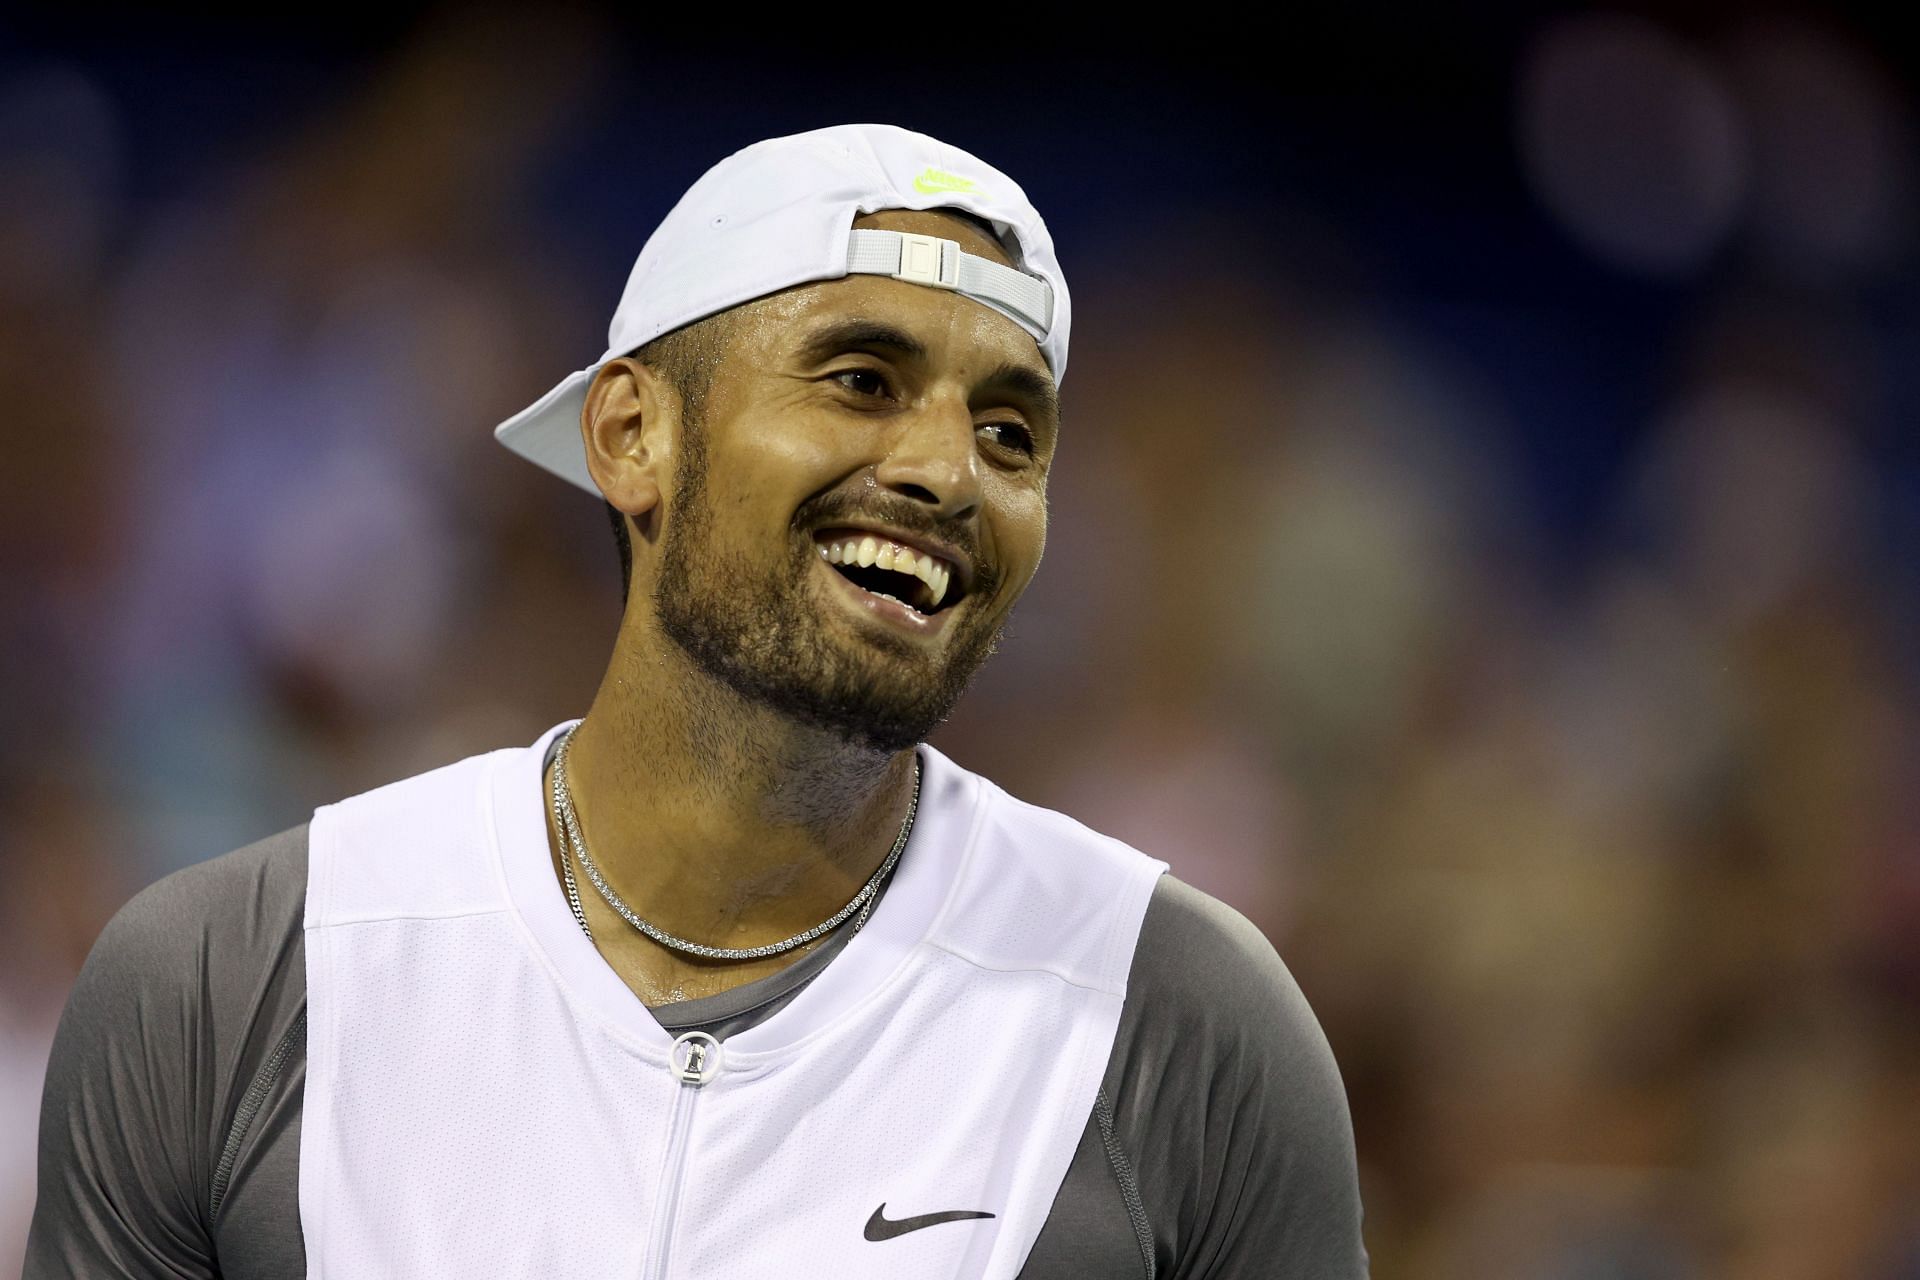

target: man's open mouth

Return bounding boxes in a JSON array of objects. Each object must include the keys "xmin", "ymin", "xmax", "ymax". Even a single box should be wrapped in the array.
[{"xmin": 813, "ymin": 530, "xmax": 963, "ymax": 617}]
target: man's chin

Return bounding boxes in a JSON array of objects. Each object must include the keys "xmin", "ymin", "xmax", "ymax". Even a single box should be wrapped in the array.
[
  {"xmin": 664, "ymin": 623, "xmax": 945, "ymax": 754},
  {"xmin": 764, "ymin": 666, "xmax": 962, "ymax": 754},
  {"xmin": 657, "ymin": 566, "xmax": 998, "ymax": 754},
  {"xmin": 806, "ymin": 616, "xmax": 1006, "ymax": 751}
]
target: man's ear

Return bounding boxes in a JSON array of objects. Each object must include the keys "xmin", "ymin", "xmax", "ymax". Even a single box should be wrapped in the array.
[{"xmin": 581, "ymin": 357, "xmax": 676, "ymax": 533}]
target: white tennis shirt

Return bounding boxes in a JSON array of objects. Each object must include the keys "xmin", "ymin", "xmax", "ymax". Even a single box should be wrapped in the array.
[{"xmin": 300, "ymin": 722, "xmax": 1167, "ymax": 1278}]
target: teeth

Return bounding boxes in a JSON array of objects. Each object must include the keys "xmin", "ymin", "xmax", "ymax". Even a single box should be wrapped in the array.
[{"xmin": 816, "ymin": 532, "xmax": 959, "ymax": 611}]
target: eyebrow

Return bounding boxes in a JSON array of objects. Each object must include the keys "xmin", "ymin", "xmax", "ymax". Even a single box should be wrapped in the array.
[
  {"xmin": 795, "ymin": 319, "xmax": 928, "ymax": 368},
  {"xmin": 795, "ymin": 317, "xmax": 1061, "ymax": 433}
]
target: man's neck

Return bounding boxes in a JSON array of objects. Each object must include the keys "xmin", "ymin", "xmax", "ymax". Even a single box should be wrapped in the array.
[{"xmin": 556, "ymin": 625, "xmax": 918, "ymax": 962}]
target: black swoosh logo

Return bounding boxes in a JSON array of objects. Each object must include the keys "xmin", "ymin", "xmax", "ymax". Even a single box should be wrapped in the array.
[{"xmin": 864, "ymin": 1202, "xmax": 997, "ymax": 1241}]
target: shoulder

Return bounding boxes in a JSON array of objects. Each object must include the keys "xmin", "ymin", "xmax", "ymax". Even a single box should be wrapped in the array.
[
  {"xmin": 973, "ymin": 771, "xmax": 1165, "ymax": 881},
  {"xmin": 1128, "ymin": 875, "xmax": 1323, "ymax": 1048},
  {"xmin": 928, "ymin": 766, "xmax": 1165, "ymax": 992},
  {"xmin": 1104, "ymin": 876, "xmax": 1369, "ymax": 1274},
  {"xmin": 27, "ymin": 828, "xmax": 310, "ymax": 1276},
  {"xmin": 1117, "ymin": 874, "xmax": 1349, "ymax": 1113},
  {"xmin": 308, "ymin": 745, "xmax": 518, "ymax": 924},
  {"xmin": 61, "ymin": 824, "xmax": 309, "ymax": 1121},
  {"xmin": 103, "ymin": 823, "xmax": 308, "ymax": 939},
  {"xmin": 83, "ymin": 825, "xmax": 308, "ymax": 1001},
  {"xmin": 60, "ymin": 826, "xmax": 309, "ymax": 1093}
]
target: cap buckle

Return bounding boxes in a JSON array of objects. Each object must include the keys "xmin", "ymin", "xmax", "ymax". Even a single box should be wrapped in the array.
[{"xmin": 893, "ymin": 232, "xmax": 961, "ymax": 290}]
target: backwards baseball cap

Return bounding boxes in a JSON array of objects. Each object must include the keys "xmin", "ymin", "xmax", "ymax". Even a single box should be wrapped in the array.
[{"xmin": 494, "ymin": 122, "xmax": 1071, "ymax": 495}]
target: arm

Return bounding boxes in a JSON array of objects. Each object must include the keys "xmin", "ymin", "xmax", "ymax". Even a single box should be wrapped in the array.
[
  {"xmin": 1111, "ymin": 876, "xmax": 1369, "ymax": 1278},
  {"xmin": 24, "ymin": 874, "xmax": 220, "ymax": 1277},
  {"xmin": 24, "ymin": 828, "xmax": 309, "ymax": 1279}
]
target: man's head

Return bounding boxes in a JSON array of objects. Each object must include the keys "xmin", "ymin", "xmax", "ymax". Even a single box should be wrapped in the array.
[
  {"xmin": 582, "ymin": 207, "xmax": 1058, "ymax": 753},
  {"xmin": 493, "ymin": 125, "xmax": 1070, "ymax": 753},
  {"xmin": 602, "ymin": 205, "xmax": 1016, "ymax": 595}
]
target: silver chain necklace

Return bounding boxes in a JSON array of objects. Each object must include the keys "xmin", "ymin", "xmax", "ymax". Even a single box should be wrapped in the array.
[{"xmin": 548, "ymin": 724, "xmax": 920, "ymax": 959}]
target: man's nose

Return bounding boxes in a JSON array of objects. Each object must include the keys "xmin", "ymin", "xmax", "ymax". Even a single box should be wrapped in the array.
[{"xmin": 873, "ymin": 395, "xmax": 983, "ymax": 520}]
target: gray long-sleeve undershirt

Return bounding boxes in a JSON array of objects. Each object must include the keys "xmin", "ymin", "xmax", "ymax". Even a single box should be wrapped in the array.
[{"xmin": 26, "ymin": 825, "xmax": 1368, "ymax": 1278}]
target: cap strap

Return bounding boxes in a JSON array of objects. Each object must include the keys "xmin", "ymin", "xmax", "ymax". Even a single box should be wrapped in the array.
[{"xmin": 846, "ymin": 228, "xmax": 1054, "ymax": 344}]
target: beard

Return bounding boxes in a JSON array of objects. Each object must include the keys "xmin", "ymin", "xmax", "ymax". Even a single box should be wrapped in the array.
[{"xmin": 654, "ymin": 428, "xmax": 1008, "ymax": 754}]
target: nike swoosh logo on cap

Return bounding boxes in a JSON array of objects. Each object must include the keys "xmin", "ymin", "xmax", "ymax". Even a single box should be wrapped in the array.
[
  {"xmin": 863, "ymin": 1203, "xmax": 997, "ymax": 1241},
  {"xmin": 912, "ymin": 167, "xmax": 978, "ymax": 196}
]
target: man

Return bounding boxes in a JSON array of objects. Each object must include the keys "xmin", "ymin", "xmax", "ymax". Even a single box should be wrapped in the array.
[{"xmin": 27, "ymin": 124, "xmax": 1368, "ymax": 1277}]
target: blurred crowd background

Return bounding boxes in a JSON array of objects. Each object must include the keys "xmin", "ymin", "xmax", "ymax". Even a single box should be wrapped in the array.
[{"xmin": 3, "ymin": 9, "xmax": 1917, "ymax": 1277}]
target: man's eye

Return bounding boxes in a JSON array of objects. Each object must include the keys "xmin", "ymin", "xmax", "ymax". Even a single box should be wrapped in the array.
[
  {"xmin": 831, "ymin": 369, "xmax": 890, "ymax": 398},
  {"xmin": 979, "ymin": 421, "xmax": 1037, "ymax": 456}
]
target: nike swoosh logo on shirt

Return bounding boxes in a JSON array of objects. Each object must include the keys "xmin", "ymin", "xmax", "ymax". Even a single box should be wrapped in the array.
[{"xmin": 863, "ymin": 1203, "xmax": 997, "ymax": 1241}]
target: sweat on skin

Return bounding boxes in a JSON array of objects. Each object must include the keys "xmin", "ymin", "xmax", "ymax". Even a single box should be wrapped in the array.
[
  {"xmin": 26, "ymin": 174, "xmax": 1370, "ymax": 1279},
  {"xmin": 555, "ymin": 207, "xmax": 1059, "ymax": 1008}
]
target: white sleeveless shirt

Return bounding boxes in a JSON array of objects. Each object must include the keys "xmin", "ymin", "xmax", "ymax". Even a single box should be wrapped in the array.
[{"xmin": 301, "ymin": 724, "xmax": 1167, "ymax": 1278}]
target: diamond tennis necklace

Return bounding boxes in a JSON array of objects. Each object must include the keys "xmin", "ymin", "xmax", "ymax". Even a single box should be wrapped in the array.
[{"xmin": 548, "ymin": 724, "xmax": 919, "ymax": 959}]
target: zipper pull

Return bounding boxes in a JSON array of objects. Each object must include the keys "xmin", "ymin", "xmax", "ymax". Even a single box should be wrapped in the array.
[{"xmin": 670, "ymin": 1030, "xmax": 723, "ymax": 1086}]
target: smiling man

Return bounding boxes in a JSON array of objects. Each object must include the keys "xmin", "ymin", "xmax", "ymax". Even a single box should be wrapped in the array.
[{"xmin": 27, "ymin": 125, "xmax": 1369, "ymax": 1278}]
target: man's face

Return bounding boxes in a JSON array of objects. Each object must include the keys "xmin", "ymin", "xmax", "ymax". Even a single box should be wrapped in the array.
[{"xmin": 653, "ymin": 209, "xmax": 1059, "ymax": 753}]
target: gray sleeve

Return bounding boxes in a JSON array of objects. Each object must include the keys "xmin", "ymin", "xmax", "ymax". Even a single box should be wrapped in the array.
[
  {"xmin": 1110, "ymin": 875, "xmax": 1369, "ymax": 1278},
  {"xmin": 24, "ymin": 828, "xmax": 309, "ymax": 1279}
]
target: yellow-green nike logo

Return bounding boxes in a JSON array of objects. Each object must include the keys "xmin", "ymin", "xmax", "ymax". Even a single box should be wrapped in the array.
[{"xmin": 912, "ymin": 167, "xmax": 978, "ymax": 196}]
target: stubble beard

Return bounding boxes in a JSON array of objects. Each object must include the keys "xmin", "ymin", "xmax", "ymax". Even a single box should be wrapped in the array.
[{"xmin": 653, "ymin": 428, "xmax": 1006, "ymax": 754}]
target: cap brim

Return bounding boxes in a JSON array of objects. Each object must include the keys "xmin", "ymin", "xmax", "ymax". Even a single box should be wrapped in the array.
[{"xmin": 493, "ymin": 366, "xmax": 600, "ymax": 496}]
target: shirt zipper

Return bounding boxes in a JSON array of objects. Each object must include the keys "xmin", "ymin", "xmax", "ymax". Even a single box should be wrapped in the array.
[{"xmin": 643, "ymin": 1031, "xmax": 722, "ymax": 1279}]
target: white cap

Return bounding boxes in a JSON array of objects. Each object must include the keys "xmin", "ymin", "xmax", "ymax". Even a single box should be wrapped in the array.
[{"xmin": 493, "ymin": 123, "xmax": 1071, "ymax": 495}]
